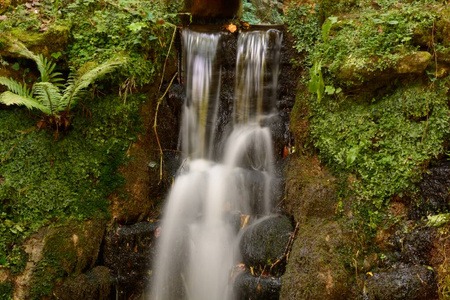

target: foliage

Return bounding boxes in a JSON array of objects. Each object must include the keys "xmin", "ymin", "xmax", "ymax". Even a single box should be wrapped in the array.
[
  {"xmin": 0, "ymin": 39, "xmax": 125, "ymax": 130},
  {"xmin": 283, "ymin": 4, "xmax": 320, "ymax": 65},
  {"xmin": 63, "ymin": 0, "xmax": 182, "ymax": 86},
  {"xmin": 310, "ymin": 81, "xmax": 450, "ymax": 210},
  {"xmin": 0, "ymin": 0, "xmax": 183, "ymax": 86},
  {"xmin": 313, "ymin": 1, "xmax": 438, "ymax": 82},
  {"xmin": 286, "ymin": 0, "xmax": 449, "ymax": 232},
  {"xmin": 0, "ymin": 93, "xmax": 145, "ymax": 272},
  {"xmin": 242, "ymin": 0, "xmax": 261, "ymax": 24}
]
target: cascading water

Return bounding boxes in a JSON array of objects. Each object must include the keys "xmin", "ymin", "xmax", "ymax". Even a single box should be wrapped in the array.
[{"xmin": 150, "ymin": 28, "xmax": 283, "ymax": 300}]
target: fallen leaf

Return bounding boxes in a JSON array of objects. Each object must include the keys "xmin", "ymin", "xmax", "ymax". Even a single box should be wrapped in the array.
[
  {"xmin": 225, "ymin": 23, "xmax": 237, "ymax": 33},
  {"xmin": 0, "ymin": 16, "xmax": 7, "ymax": 21}
]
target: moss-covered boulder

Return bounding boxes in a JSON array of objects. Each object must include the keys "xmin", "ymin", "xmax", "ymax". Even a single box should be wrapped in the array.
[
  {"xmin": 337, "ymin": 51, "xmax": 432, "ymax": 86},
  {"xmin": 280, "ymin": 222, "xmax": 353, "ymax": 299},
  {"xmin": 53, "ymin": 266, "xmax": 111, "ymax": 300},
  {"xmin": 0, "ymin": 25, "xmax": 69, "ymax": 58},
  {"xmin": 28, "ymin": 219, "xmax": 105, "ymax": 299}
]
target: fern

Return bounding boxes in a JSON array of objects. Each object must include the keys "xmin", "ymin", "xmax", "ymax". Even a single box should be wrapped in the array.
[
  {"xmin": 0, "ymin": 77, "xmax": 33, "ymax": 98},
  {"xmin": 33, "ymin": 82, "xmax": 63, "ymax": 115},
  {"xmin": 0, "ymin": 91, "xmax": 50, "ymax": 113},
  {"xmin": 62, "ymin": 59, "xmax": 125, "ymax": 110},
  {"xmin": 3, "ymin": 36, "xmax": 64, "ymax": 86}
]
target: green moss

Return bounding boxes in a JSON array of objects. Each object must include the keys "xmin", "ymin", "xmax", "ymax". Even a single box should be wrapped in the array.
[
  {"xmin": 311, "ymin": 81, "xmax": 449, "ymax": 206},
  {"xmin": 0, "ymin": 93, "xmax": 145, "ymax": 272},
  {"xmin": 29, "ymin": 219, "xmax": 105, "ymax": 299},
  {"xmin": 0, "ymin": 281, "xmax": 13, "ymax": 300}
]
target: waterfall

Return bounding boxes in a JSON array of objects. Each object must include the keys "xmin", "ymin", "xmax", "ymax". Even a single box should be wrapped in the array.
[{"xmin": 150, "ymin": 28, "xmax": 282, "ymax": 300}]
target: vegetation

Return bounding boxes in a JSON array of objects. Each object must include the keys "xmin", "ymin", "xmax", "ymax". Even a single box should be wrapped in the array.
[
  {"xmin": 0, "ymin": 39, "xmax": 125, "ymax": 133},
  {"xmin": 285, "ymin": 0, "xmax": 450, "ymax": 230},
  {"xmin": 0, "ymin": 1, "xmax": 183, "ymax": 292}
]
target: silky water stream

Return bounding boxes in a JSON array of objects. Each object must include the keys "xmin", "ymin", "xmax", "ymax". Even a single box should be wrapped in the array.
[{"xmin": 150, "ymin": 28, "xmax": 283, "ymax": 300}]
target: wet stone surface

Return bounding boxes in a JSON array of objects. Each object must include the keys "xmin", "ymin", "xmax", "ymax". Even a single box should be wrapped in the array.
[
  {"xmin": 101, "ymin": 221, "xmax": 160, "ymax": 298},
  {"xmin": 410, "ymin": 160, "xmax": 450, "ymax": 219},
  {"xmin": 234, "ymin": 269, "xmax": 282, "ymax": 300},
  {"xmin": 239, "ymin": 215, "xmax": 293, "ymax": 277},
  {"xmin": 364, "ymin": 264, "xmax": 438, "ymax": 300}
]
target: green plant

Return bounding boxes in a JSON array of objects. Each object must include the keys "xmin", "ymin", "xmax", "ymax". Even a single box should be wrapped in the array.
[{"xmin": 0, "ymin": 39, "xmax": 125, "ymax": 132}]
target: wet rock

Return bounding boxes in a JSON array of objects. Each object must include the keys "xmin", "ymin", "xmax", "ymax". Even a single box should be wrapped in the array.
[
  {"xmin": 410, "ymin": 160, "xmax": 450, "ymax": 219},
  {"xmin": 239, "ymin": 215, "xmax": 293, "ymax": 276},
  {"xmin": 102, "ymin": 221, "xmax": 160, "ymax": 297},
  {"xmin": 397, "ymin": 228, "xmax": 434, "ymax": 265},
  {"xmin": 53, "ymin": 266, "xmax": 111, "ymax": 300},
  {"xmin": 365, "ymin": 264, "xmax": 437, "ymax": 300},
  {"xmin": 234, "ymin": 269, "xmax": 281, "ymax": 300}
]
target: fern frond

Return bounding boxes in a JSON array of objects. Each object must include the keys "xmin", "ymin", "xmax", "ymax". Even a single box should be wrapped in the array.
[
  {"xmin": 3, "ymin": 36, "xmax": 64, "ymax": 85},
  {"xmin": 62, "ymin": 58, "xmax": 126, "ymax": 109},
  {"xmin": 0, "ymin": 77, "xmax": 33, "ymax": 98},
  {"xmin": 33, "ymin": 82, "xmax": 63, "ymax": 115},
  {"xmin": 0, "ymin": 91, "xmax": 50, "ymax": 114},
  {"xmin": 36, "ymin": 54, "xmax": 64, "ymax": 86}
]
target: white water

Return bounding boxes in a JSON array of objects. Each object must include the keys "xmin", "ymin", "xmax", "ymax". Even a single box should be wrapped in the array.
[{"xmin": 150, "ymin": 28, "xmax": 282, "ymax": 300}]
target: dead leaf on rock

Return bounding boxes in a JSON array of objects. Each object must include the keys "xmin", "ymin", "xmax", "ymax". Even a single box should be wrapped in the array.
[{"xmin": 224, "ymin": 23, "xmax": 237, "ymax": 33}]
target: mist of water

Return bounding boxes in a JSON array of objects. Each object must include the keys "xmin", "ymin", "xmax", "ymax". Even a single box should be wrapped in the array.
[{"xmin": 150, "ymin": 28, "xmax": 282, "ymax": 300}]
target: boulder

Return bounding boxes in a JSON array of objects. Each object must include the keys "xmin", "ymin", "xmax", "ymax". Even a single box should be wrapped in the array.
[
  {"xmin": 234, "ymin": 269, "xmax": 281, "ymax": 300},
  {"xmin": 239, "ymin": 215, "xmax": 293, "ymax": 276},
  {"xmin": 53, "ymin": 266, "xmax": 111, "ymax": 300}
]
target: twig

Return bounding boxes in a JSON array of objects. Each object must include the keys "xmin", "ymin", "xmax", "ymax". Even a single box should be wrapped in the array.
[
  {"xmin": 269, "ymin": 222, "xmax": 300, "ymax": 273},
  {"xmin": 158, "ymin": 25, "xmax": 178, "ymax": 94},
  {"xmin": 154, "ymin": 72, "xmax": 178, "ymax": 183}
]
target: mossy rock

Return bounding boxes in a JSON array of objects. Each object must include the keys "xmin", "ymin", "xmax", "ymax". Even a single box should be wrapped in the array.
[
  {"xmin": 280, "ymin": 221, "xmax": 353, "ymax": 300},
  {"xmin": 284, "ymin": 154, "xmax": 339, "ymax": 222},
  {"xmin": 0, "ymin": 25, "xmax": 69, "ymax": 58},
  {"xmin": 29, "ymin": 218, "xmax": 106, "ymax": 299},
  {"xmin": 53, "ymin": 266, "xmax": 111, "ymax": 300},
  {"xmin": 336, "ymin": 51, "xmax": 432, "ymax": 87}
]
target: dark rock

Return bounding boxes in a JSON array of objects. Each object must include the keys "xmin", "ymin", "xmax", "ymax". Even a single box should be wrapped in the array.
[
  {"xmin": 234, "ymin": 269, "xmax": 281, "ymax": 300},
  {"xmin": 365, "ymin": 264, "xmax": 438, "ymax": 300},
  {"xmin": 398, "ymin": 228, "xmax": 434, "ymax": 265},
  {"xmin": 239, "ymin": 215, "xmax": 293, "ymax": 276},
  {"xmin": 102, "ymin": 221, "xmax": 160, "ymax": 298},
  {"xmin": 409, "ymin": 160, "xmax": 450, "ymax": 219},
  {"xmin": 53, "ymin": 266, "xmax": 111, "ymax": 300}
]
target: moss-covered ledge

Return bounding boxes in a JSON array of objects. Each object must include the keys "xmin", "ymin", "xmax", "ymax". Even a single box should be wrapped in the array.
[{"xmin": 0, "ymin": 25, "xmax": 69, "ymax": 58}]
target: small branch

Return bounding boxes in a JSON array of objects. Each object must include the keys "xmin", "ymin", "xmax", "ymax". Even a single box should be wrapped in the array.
[
  {"xmin": 158, "ymin": 25, "xmax": 178, "ymax": 94},
  {"xmin": 269, "ymin": 222, "xmax": 300, "ymax": 273},
  {"xmin": 154, "ymin": 72, "xmax": 178, "ymax": 183}
]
